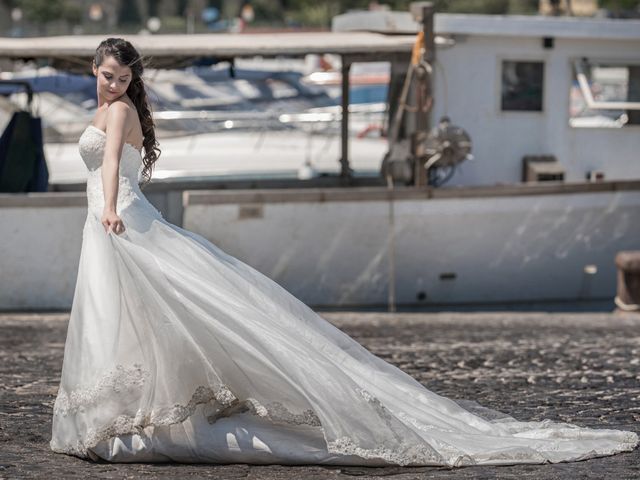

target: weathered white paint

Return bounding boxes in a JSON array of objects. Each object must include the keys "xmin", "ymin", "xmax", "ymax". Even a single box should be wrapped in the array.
[
  {"xmin": 334, "ymin": 12, "xmax": 640, "ymax": 40},
  {"xmin": 4, "ymin": 14, "xmax": 640, "ymax": 310},
  {"xmin": 334, "ymin": 11, "xmax": 640, "ymax": 187},
  {"xmin": 2, "ymin": 185, "xmax": 639, "ymax": 310},
  {"xmin": 431, "ymin": 34, "xmax": 640, "ymax": 187},
  {"xmin": 183, "ymin": 188, "xmax": 640, "ymax": 308},
  {"xmin": 436, "ymin": 13, "xmax": 640, "ymax": 40},
  {"xmin": 0, "ymin": 201, "xmax": 85, "ymax": 310}
]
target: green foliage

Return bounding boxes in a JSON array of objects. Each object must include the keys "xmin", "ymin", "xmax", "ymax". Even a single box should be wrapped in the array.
[
  {"xmin": 251, "ymin": 0, "xmax": 284, "ymax": 23},
  {"xmin": 63, "ymin": 3, "xmax": 82, "ymax": 24},
  {"xmin": 506, "ymin": 0, "xmax": 540, "ymax": 14},
  {"xmin": 286, "ymin": 2, "xmax": 342, "ymax": 27},
  {"xmin": 428, "ymin": 0, "xmax": 538, "ymax": 14},
  {"xmin": 444, "ymin": 0, "xmax": 510, "ymax": 14},
  {"xmin": 117, "ymin": 0, "xmax": 142, "ymax": 26},
  {"xmin": 161, "ymin": 15, "xmax": 187, "ymax": 32},
  {"xmin": 281, "ymin": 0, "xmax": 540, "ymax": 24},
  {"xmin": 15, "ymin": 0, "xmax": 67, "ymax": 24},
  {"xmin": 13, "ymin": 0, "xmax": 638, "ymax": 36},
  {"xmin": 147, "ymin": 0, "xmax": 160, "ymax": 17},
  {"xmin": 598, "ymin": 0, "xmax": 640, "ymax": 9}
]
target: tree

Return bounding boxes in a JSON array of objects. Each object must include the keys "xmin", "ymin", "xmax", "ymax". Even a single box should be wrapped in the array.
[
  {"xmin": 598, "ymin": 0, "xmax": 640, "ymax": 15},
  {"xmin": 117, "ymin": 0, "xmax": 142, "ymax": 26},
  {"xmin": 15, "ymin": 0, "xmax": 66, "ymax": 25},
  {"xmin": 147, "ymin": 0, "xmax": 160, "ymax": 17},
  {"xmin": 598, "ymin": 0, "xmax": 640, "ymax": 8}
]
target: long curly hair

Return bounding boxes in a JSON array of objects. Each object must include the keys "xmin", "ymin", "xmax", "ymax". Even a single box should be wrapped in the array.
[{"xmin": 94, "ymin": 37, "xmax": 160, "ymax": 187}]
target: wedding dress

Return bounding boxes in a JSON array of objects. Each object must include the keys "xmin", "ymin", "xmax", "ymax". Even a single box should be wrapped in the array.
[{"xmin": 50, "ymin": 124, "xmax": 639, "ymax": 466}]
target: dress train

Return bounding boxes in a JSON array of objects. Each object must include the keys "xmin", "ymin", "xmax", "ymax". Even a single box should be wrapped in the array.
[{"xmin": 50, "ymin": 125, "xmax": 639, "ymax": 466}]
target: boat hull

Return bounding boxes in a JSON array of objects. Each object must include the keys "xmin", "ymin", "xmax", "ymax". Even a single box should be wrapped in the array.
[{"xmin": 183, "ymin": 182, "xmax": 640, "ymax": 309}]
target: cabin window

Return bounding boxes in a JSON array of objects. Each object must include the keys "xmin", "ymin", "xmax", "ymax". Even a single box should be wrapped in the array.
[
  {"xmin": 570, "ymin": 59, "xmax": 640, "ymax": 128},
  {"xmin": 500, "ymin": 60, "xmax": 544, "ymax": 112}
]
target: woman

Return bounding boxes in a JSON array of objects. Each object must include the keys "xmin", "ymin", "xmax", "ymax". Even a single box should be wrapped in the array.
[{"xmin": 50, "ymin": 37, "xmax": 638, "ymax": 466}]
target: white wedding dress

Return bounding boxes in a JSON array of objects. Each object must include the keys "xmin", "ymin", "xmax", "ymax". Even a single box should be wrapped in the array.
[{"xmin": 50, "ymin": 124, "xmax": 639, "ymax": 466}]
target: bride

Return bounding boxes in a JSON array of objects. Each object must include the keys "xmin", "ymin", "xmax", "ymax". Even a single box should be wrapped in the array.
[{"xmin": 50, "ymin": 37, "xmax": 638, "ymax": 467}]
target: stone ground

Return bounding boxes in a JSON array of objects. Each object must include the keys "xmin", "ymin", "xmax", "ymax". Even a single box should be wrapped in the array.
[{"xmin": 0, "ymin": 311, "xmax": 639, "ymax": 480}]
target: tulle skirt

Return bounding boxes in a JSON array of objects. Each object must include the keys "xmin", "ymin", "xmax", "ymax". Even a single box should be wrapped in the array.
[{"xmin": 50, "ymin": 195, "xmax": 639, "ymax": 466}]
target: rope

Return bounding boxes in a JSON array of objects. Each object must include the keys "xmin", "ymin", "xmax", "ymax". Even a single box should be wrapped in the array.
[
  {"xmin": 411, "ymin": 31, "xmax": 425, "ymax": 66},
  {"xmin": 614, "ymin": 296, "xmax": 640, "ymax": 312}
]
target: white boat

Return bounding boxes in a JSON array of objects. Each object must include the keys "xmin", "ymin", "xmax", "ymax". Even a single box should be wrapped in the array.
[{"xmin": 0, "ymin": 9, "xmax": 639, "ymax": 310}]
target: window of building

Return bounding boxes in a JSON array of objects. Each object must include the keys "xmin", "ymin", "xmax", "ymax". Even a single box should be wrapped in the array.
[
  {"xmin": 501, "ymin": 60, "xmax": 544, "ymax": 112},
  {"xmin": 570, "ymin": 59, "xmax": 640, "ymax": 128}
]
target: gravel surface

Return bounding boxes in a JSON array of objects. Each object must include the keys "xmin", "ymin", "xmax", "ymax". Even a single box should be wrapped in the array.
[{"xmin": 1, "ymin": 311, "xmax": 638, "ymax": 479}]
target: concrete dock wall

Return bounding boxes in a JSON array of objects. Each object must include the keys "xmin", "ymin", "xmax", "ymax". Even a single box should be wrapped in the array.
[
  {"xmin": 182, "ymin": 185, "xmax": 640, "ymax": 308},
  {"xmin": 0, "ymin": 193, "xmax": 86, "ymax": 310},
  {"xmin": 2, "ymin": 182, "xmax": 639, "ymax": 311}
]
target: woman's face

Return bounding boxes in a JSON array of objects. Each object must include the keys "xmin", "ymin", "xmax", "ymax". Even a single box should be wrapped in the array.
[{"xmin": 92, "ymin": 55, "xmax": 132, "ymax": 102}]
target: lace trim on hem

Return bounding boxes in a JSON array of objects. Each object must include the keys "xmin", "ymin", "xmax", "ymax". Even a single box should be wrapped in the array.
[
  {"xmin": 54, "ymin": 364, "xmax": 149, "ymax": 417},
  {"xmin": 52, "ymin": 364, "xmax": 322, "ymax": 458},
  {"xmin": 325, "ymin": 436, "xmax": 449, "ymax": 466},
  {"xmin": 50, "ymin": 365, "xmax": 640, "ymax": 465}
]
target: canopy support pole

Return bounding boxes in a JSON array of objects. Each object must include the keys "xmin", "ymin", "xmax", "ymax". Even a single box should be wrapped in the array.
[{"xmin": 340, "ymin": 58, "xmax": 352, "ymax": 179}]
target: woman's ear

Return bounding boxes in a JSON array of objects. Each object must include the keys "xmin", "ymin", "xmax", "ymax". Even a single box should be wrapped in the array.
[{"xmin": 92, "ymin": 60, "xmax": 97, "ymax": 77}]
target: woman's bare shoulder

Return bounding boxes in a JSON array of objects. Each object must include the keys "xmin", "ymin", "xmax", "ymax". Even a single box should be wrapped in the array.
[
  {"xmin": 106, "ymin": 99, "xmax": 133, "ymax": 116},
  {"xmin": 91, "ymin": 101, "xmax": 131, "ymax": 128},
  {"xmin": 111, "ymin": 97, "xmax": 140, "ymax": 124},
  {"xmin": 104, "ymin": 97, "xmax": 143, "ymax": 145}
]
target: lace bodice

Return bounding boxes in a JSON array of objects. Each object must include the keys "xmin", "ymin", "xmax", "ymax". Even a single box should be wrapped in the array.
[{"xmin": 79, "ymin": 125, "xmax": 145, "ymax": 216}]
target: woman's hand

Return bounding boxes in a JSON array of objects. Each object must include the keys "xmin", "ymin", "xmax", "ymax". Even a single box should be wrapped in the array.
[{"xmin": 101, "ymin": 209, "xmax": 126, "ymax": 235}]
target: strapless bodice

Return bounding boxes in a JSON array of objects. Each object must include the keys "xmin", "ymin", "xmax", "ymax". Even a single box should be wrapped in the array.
[
  {"xmin": 79, "ymin": 125, "xmax": 148, "ymax": 217},
  {"xmin": 79, "ymin": 125, "xmax": 143, "ymax": 180}
]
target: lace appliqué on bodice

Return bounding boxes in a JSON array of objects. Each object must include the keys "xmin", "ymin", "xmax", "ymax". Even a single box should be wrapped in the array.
[{"xmin": 79, "ymin": 125, "xmax": 145, "ymax": 216}]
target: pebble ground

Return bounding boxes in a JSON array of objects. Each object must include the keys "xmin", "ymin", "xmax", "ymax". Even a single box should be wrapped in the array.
[{"xmin": 1, "ymin": 311, "xmax": 638, "ymax": 479}]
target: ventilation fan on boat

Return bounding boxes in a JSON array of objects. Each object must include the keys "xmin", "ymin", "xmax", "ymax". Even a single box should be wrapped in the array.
[{"xmin": 421, "ymin": 116, "xmax": 473, "ymax": 186}]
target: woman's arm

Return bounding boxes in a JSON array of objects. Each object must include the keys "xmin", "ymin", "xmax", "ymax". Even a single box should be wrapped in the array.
[{"xmin": 101, "ymin": 102, "xmax": 130, "ymax": 234}]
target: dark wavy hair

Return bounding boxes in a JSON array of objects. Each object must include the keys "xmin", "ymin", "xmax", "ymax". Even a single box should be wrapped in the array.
[{"xmin": 94, "ymin": 37, "xmax": 160, "ymax": 187}]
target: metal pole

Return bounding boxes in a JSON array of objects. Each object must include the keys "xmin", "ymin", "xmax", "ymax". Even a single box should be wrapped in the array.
[
  {"xmin": 386, "ymin": 173, "xmax": 396, "ymax": 312},
  {"xmin": 410, "ymin": 2, "xmax": 435, "ymax": 187},
  {"xmin": 340, "ymin": 59, "xmax": 351, "ymax": 178}
]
